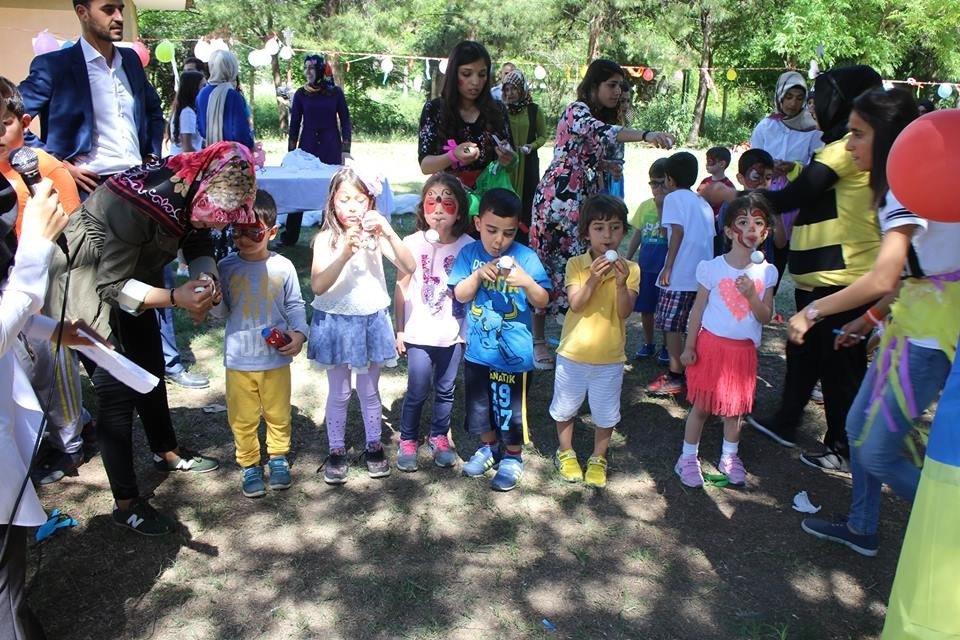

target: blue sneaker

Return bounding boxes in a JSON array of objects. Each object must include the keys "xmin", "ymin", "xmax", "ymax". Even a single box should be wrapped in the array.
[
  {"xmin": 634, "ymin": 343, "xmax": 655, "ymax": 359},
  {"xmin": 268, "ymin": 456, "xmax": 292, "ymax": 490},
  {"xmin": 800, "ymin": 518, "xmax": 878, "ymax": 557},
  {"xmin": 656, "ymin": 346, "xmax": 670, "ymax": 364},
  {"xmin": 241, "ymin": 465, "xmax": 266, "ymax": 498},
  {"xmin": 462, "ymin": 444, "xmax": 499, "ymax": 477},
  {"xmin": 490, "ymin": 456, "xmax": 523, "ymax": 491}
]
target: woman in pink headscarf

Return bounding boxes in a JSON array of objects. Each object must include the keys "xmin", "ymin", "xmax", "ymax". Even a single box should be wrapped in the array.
[{"xmin": 50, "ymin": 141, "xmax": 257, "ymax": 536}]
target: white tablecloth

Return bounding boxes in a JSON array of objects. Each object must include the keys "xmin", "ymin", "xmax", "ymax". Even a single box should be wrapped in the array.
[{"xmin": 255, "ymin": 165, "xmax": 394, "ymax": 219}]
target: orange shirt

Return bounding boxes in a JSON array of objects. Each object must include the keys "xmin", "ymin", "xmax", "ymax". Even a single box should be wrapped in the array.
[{"xmin": 1, "ymin": 148, "xmax": 81, "ymax": 236}]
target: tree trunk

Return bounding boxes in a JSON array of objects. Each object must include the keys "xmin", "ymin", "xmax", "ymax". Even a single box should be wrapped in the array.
[
  {"xmin": 586, "ymin": 12, "xmax": 605, "ymax": 62},
  {"xmin": 686, "ymin": 7, "xmax": 713, "ymax": 146},
  {"xmin": 272, "ymin": 56, "xmax": 289, "ymax": 133}
]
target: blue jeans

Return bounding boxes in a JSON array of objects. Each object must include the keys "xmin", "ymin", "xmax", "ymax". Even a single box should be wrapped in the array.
[
  {"xmin": 399, "ymin": 343, "xmax": 463, "ymax": 442},
  {"xmin": 158, "ymin": 264, "xmax": 183, "ymax": 375},
  {"xmin": 847, "ymin": 342, "xmax": 951, "ymax": 535}
]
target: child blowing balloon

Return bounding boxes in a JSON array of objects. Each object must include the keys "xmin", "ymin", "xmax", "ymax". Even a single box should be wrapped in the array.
[
  {"xmin": 675, "ymin": 193, "xmax": 778, "ymax": 488},
  {"xmin": 309, "ymin": 167, "xmax": 415, "ymax": 484},
  {"xmin": 394, "ymin": 174, "xmax": 474, "ymax": 472}
]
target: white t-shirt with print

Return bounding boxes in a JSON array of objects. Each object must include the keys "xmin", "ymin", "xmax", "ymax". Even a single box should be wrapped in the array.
[
  {"xmin": 658, "ymin": 189, "xmax": 716, "ymax": 292},
  {"xmin": 400, "ymin": 231, "xmax": 473, "ymax": 347},
  {"xmin": 697, "ymin": 255, "xmax": 778, "ymax": 346}
]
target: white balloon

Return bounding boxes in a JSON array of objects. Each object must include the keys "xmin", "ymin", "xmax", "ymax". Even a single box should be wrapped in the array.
[
  {"xmin": 438, "ymin": 59, "xmax": 448, "ymax": 74},
  {"xmin": 278, "ymin": 45, "xmax": 293, "ymax": 61},
  {"xmin": 381, "ymin": 56, "xmax": 394, "ymax": 74},
  {"xmin": 210, "ymin": 38, "xmax": 229, "ymax": 52},
  {"xmin": 533, "ymin": 64, "xmax": 547, "ymax": 80},
  {"xmin": 264, "ymin": 37, "xmax": 280, "ymax": 56},
  {"xmin": 938, "ymin": 82, "xmax": 954, "ymax": 99},
  {"xmin": 882, "ymin": 80, "xmax": 895, "ymax": 91},
  {"xmin": 248, "ymin": 48, "xmax": 270, "ymax": 68},
  {"xmin": 193, "ymin": 39, "xmax": 212, "ymax": 63},
  {"xmin": 808, "ymin": 59, "xmax": 819, "ymax": 80}
]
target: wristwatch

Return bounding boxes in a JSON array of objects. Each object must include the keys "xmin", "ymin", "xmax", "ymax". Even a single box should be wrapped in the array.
[{"xmin": 804, "ymin": 302, "xmax": 821, "ymax": 322}]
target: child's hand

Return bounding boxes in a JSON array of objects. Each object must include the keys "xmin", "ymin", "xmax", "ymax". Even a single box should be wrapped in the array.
[
  {"xmin": 361, "ymin": 211, "xmax": 393, "ymax": 238},
  {"xmin": 395, "ymin": 331, "xmax": 407, "ymax": 356},
  {"xmin": 833, "ymin": 316, "xmax": 871, "ymax": 350},
  {"xmin": 680, "ymin": 346, "xmax": 697, "ymax": 367},
  {"xmin": 611, "ymin": 258, "xmax": 629, "ymax": 286},
  {"xmin": 340, "ymin": 226, "xmax": 362, "ymax": 259},
  {"xmin": 278, "ymin": 331, "xmax": 306, "ymax": 357},
  {"xmin": 735, "ymin": 275, "xmax": 757, "ymax": 301},
  {"xmin": 504, "ymin": 262, "xmax": 534, "ymax": 288},
  {"xmin": 589, "ymin": 255, "xmax": 613, "ymax": 282},
  {"xmin": 476, "ymin": 260, "xmax": 501, "ymax": 283},
  {"xmin": 658, "ymin": 265, "xmax": 672, "ymax": 287}
]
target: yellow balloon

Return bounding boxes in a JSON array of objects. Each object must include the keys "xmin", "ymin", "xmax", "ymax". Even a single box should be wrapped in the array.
[
  {"xmin": 726, "ymin": 68, "xmax": 737, "ymax": 81},
  {"xmin": 155, "ymin": 40, "xmax": 175, "ymax": 64},
  {"xmin": 579, "ymin": 65, "xmax": 588, "ymax": 79}
]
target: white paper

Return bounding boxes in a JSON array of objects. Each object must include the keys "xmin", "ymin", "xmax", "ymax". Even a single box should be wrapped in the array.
[
  {"xmin": 792, "ymin": 490, "xmax": 821, "ymax": 514},
  {"xmin": 75, "ymin": 330, "xmax": 159, "ymax": 394}
]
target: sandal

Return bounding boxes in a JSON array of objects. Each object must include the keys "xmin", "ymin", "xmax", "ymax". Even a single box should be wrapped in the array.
[{"xmin": 533, "ymin": 339, "xmax": 555, "ymax": 370}]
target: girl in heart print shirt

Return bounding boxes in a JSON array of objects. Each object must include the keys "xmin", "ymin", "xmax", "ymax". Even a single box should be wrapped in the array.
[{"xmin": 674, "ymin": 193, "xmax": 778, "ymax": 489}]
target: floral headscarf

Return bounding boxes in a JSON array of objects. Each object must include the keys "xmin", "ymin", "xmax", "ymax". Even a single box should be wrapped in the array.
[
  {"xmin": 103, "ymin": 141, "xmax": 257, "ymax": 237},
  {"xmin": 303, "ymin": 54, "xmax": 336, "ymax": 93},
  {"xmin": 502, "ymin": 69, "xmax": 531, "ymax": 114}
]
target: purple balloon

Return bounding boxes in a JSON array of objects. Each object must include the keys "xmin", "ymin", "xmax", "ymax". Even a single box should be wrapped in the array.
[{"xmin": 33, "ymin": 31, "xmax": 59, "ymax": 56}]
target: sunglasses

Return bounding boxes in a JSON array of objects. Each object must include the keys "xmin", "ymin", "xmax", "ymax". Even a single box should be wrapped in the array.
[{"xmin": 234, "ymin": 224, "xmax": 271, "ymax": 242}]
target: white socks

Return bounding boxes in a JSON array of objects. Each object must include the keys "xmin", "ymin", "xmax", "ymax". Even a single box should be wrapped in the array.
[
  {"xmin": 682, "ymin": 441, "xmax": 699, "ymax": 457},
  {"xmin": 722, "ymin": 439, "xmax": 739, "ymax": 457}
]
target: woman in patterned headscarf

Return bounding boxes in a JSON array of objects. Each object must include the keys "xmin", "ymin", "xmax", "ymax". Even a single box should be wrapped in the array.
[
  {"xmin": 48, "ymin": 141, "xmax": 257, "ymax": 537},
  {"xmin": 501, "ymin": 69, "xmax": 546, "ymax": 245}
]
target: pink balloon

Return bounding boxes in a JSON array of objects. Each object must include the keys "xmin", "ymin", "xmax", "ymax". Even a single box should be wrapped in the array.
[
  {"xmin": 642, "ymin": 68, "xmax": 654, "ymax": 82},
  {"xmin": 32, "ymin": 31, "xmax": 59, "ymax": 56},
  {"xmin": 132, "ymin": 41, "xmax": 150, "ymax": 68}
]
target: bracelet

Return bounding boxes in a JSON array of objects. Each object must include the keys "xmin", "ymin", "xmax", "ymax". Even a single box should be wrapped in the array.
[
  {"xmin": 641, "ymin": 130, "xmax": 651, "ymax": 142},
  {"xmin": 442, "ymin": 139, "xmax": 461, "ymax": 168},
  {"xmin": 863, "ymin": 306, "xmax": 882, "ymax": 327},
  {"xmin": 169, "ymin": 288, "xmax": 177, "ymax": 308}
]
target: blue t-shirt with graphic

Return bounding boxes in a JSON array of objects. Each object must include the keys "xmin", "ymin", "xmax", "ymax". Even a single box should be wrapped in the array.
[{"xmin": 447, "ymin": 240, "xmax": 551, "ymax": 373}]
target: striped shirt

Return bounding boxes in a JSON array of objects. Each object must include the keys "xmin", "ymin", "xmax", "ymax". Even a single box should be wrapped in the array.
[{"xmin": 788, "ymin": 136, "xmax": 880, "ymax": 289}]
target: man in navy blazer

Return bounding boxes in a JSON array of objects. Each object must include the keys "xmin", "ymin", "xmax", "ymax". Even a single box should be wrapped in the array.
[{"xmin": 19, "ymin": 0, "xmax": 164, "ymax": 194}]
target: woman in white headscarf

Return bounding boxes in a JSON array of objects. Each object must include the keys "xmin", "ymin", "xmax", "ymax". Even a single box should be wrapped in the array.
[
  {"xmin": 750, "ymin": 71, "xmax": 823, "ymax": 169},
  {"xmin": 196, "ymin": 50, "xmax": 255, "ymax": 150}
]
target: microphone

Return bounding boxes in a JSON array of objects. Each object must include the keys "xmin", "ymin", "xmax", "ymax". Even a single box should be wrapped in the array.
[{"xmin": 8, "ymin": 146, "xmax": 69, "ymax": 256}]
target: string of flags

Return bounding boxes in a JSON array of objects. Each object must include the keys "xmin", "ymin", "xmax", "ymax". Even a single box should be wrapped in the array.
[{"xmin": 25, "ymin": 28, "xmax": 957, "ymax": 97}]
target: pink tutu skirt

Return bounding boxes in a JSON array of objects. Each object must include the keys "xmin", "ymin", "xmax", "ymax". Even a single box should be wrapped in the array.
[{"xmin": 686, "ymin": 329, "xmax": 757, "ymax": 416}]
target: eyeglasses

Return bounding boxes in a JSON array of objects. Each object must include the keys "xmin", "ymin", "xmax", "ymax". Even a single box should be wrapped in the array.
[
  {"xmin": 234, "ymin": 224, "xmax": 271, "ymax": 242},
  {"xmin": 648, "ymin": 180, "xmax": 666, "ymax": 188}
]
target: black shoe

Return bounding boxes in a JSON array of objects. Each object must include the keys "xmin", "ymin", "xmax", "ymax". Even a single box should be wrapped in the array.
[
  {"xmin": 165, "ymin": 370, "xmax": 210, "ymax": 389},
  {"xmin": 112, "ymin": 498, "xmax": 175, "ymax": 536},
  {"xmin": 745, "ymin": 414, "xmax": 796, "ymax": 448},
  {"xmin": 31, "ymin": 450, "xmax": 83, "ymax": 485},
  {"xmin": 800, "ymin": 449, "xmax": 850, "ymax": 473}
]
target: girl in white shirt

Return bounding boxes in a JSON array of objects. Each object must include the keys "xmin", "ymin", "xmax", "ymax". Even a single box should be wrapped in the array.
[
  {"xmin": 309, "ymin": 167, "xmax": 415, "ymax": 484},
  {"xmin": 394, "ymin": 174, "xmax": 473, "ymax": 472},
  {"xmin": 675, "ymin": 193, "xmax": 778, "ymax": 488},
  {"xmin": 167, "ymin": 71, "xmax": 205, "ymax": 155}
]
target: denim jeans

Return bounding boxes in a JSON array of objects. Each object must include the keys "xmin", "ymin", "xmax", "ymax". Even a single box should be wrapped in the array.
[
  {"xmin": 158, "ymin": 264, "xmax": 183, "ymax": 375},
  {"xmin": 847, "ymin": 342, "xmax": 951, "ymax": 535},
  {"xmin": 399, "ymin": 343, "xmax": 463, "ymax": 442}
]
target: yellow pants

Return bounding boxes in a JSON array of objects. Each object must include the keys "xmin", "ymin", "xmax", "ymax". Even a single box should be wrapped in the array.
[{"xmin": 225, "ymin": 367, "xmax": 292, "ymax": 467}]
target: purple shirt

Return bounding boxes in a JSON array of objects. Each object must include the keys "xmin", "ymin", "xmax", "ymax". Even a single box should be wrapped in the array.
[{"xmin": 288, "ymin": 87, "xmax": 351, "ymax": 164}]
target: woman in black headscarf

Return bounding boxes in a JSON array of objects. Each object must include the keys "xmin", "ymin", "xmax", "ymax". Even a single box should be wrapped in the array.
[
  {"xmin": 747, "ymin": 66, "xmax": 884, "ymax": 472},
  {"xmin": 49, "ymin": 141, "xmax": 257, "ymax": 536}
]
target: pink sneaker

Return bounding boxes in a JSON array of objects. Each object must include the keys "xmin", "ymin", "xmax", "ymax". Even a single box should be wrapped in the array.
[
  {"xmin": 718, "ymin": 454, "xmax": 747, "ymax": 486},
  {"xmin": 674, "ymin": 454, "xmax": 703, "ymax": 488}
]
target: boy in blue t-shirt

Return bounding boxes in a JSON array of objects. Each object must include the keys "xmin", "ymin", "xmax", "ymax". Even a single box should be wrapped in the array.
[{"xmin": 448, "ymin": 188, "xmax": 551, "ymax": 491}]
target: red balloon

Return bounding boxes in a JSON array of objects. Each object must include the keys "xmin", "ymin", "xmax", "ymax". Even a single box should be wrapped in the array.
[
  {"xmin": 131, "ymin": 41, "xmax": 150, "ymax": 68},
  {"xmin": 642, "ymin": 68, "xmax": 654, "ymax": 82},
  {"xmin": 887, "ymin": 109, "xmax": 960, "ymax": 222}
]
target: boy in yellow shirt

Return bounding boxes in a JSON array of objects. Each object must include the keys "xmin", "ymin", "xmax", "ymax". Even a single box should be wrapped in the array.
[{"xmin": 550, "ymin": 195, "xmax": 640, "ymax": 487}]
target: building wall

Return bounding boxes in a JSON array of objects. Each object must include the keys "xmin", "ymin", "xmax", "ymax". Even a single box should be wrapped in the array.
[{"xmin": 0, "ymin": 0, "xmax": 141, "ymax": 83}]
